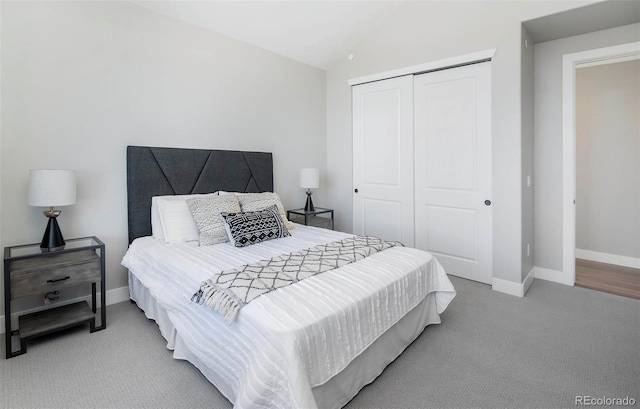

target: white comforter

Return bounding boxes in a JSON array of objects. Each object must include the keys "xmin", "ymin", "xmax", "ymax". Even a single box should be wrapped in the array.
[{"xmin": 122, "ymin": 225, "xmax": 455, "ymax": 409}]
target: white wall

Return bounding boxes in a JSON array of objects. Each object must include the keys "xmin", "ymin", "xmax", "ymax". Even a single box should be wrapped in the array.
[
  {"xmin": 326, "ymin": 0, "xmax": 590, "ymax": 287},
  {"xmin": 0, "ymin": 1, "xmax": 326, "ymax": 316},
  {"xmin": 521, "ymin": 25, "xmax": 535, "ymax": 280},
  {"xmin": 533, "ymin": 23, "xmax": 640, "ymax": 273},
  {"xmin": 575, "ymin": 60, "xmax": 639, "ymax": 258}
]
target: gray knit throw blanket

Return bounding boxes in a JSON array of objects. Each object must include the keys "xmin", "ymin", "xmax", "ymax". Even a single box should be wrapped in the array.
[{"xmin": 191, "ymin": 236, "xmax": 402, "ymax": 323}]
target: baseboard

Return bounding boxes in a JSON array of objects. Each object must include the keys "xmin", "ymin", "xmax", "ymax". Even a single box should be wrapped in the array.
[
  {"xmin": 105, "ymin": 285, "xmax": 131, "ymax": 305},
  {"xmin": 575, "ymin": 249, "xmax": 640, "ymax": 269},
  {"xmin": 534, "ymin": 267, "xmax": 573, "ymax": 286},
  {"xmin": 492, "ymin": 268, "xmax": 534, "ymax": 298},
  {"xmin": 0, "ymin": 285, "xmax": 130, "ymax": 335}
]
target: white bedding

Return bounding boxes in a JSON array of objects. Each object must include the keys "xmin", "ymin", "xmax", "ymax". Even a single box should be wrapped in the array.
[{"xmin": 122, "ymin": 225, "xmax": 456, "ymax": 408}]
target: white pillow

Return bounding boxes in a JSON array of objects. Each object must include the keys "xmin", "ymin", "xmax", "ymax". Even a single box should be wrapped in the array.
[
  {"xmin": 217, "ymin": 191, "xmax": 247, "ymax": 196},
  {"xmin": 151, "ymin": 193, "xmax": 218, "ymax": 243},
  {"xmin": 157, "ymin": 200, "xmax": 200, "ymax": 244}
]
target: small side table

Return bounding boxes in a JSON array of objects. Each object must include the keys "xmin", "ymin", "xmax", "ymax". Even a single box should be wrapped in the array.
[
  {"xmin": 287, "ymin": 208, "xmax": 334, "ymax": 230},
  {"xmin": 3, "ymin": 236, "xmax": 106, "ymax": 358}
]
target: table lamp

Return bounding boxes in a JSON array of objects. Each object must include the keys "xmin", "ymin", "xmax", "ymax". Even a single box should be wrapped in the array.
[
  {"xmin": 299, "ymin": 168, "xmax": 319, "ymax": 212},
  {"xmin": 27, "ymin": 169, "xmax": 76, "ymax": 251}
]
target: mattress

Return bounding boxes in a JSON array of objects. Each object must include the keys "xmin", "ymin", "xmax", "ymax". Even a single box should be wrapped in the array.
[{"xmin": 122, "ymin": 225, "xmax": 456, "ymax": 408}]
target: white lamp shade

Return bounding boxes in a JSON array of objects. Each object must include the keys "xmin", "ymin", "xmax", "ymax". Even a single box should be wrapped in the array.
[
  {"xmin": 300, "ymin": 168, "xmax": 319, "ymax": 189},
  {"xmin": 28, "ymin": 169, "xmax": 77, "ymax": 207}
]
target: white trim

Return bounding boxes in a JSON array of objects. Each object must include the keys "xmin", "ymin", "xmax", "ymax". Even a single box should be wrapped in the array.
[
  {"xmin": 534, "ymin": 266, "xmax": 572, "ymax": 286},
  {"xmin": 106, "ymin": 285, "xmax": 131, "ymax": 305},
  {"xmin": 492, "ymin": 268, "xmax": 534, "ymax": 298},
  {"xmin": 562, "ymin": 41, "xmax": 640, "ymax": 287},
  {"xmin": 577, "ymin": 53, "xmax": 639, "ymax": 69},
  {"xmin": 575, "ymin": 249, "xmax": 640, "ymax": 269},
  {"xmin": 347, "ymin": 48, "xmax": 496, "ymax": 86},
  {"xmin": 562, "ymin": 53, "xmax": 576, "ymax": 287},
  {"xmin": 0, "ymin": 285, "xmax": 130, "ymax": 335}
]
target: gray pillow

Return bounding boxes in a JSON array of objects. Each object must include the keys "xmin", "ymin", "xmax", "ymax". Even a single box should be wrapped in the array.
[
  {"xmin": 221, "ymin": 205, "xmax": 290, "ymax": 247},
  {"xmin": 237, "ymin": 192, "xmax": 296, "ymax": 230},
  {"xmin": 187, "ymin": 195, "xmax": 241, "ymax": 246}
]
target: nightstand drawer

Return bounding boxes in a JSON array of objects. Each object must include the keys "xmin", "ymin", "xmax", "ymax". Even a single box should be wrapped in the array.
[{"xmin": 10, "ymin": 251, "xmax": 100, "ymax": 299}]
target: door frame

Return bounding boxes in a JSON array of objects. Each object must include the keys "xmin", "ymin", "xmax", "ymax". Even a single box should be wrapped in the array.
[{"xmin": 561, "ymin": 41, "xmax": 640, "ymax": 286}]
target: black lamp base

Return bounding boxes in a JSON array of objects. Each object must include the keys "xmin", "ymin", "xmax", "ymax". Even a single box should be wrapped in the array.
[
  {"xmin": 40, "ymin": 217, "xmax": 65, "ymax": 251},
  {"xmin": 304, "ymin": 192, "xmax": 315, "ymax": 213}
]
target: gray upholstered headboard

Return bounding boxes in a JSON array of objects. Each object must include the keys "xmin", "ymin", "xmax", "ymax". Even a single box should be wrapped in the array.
[{"xmin": 126, "ymin": 146, "xmax": 273, "ymax": 243}]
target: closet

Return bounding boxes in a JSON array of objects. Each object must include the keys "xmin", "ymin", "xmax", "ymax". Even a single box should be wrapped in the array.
[{"xmin": 352, "ymin": 62, "xmax": 493, "ymax": 284}]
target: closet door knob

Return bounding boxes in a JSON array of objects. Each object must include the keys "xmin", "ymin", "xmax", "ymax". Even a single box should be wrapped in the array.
[
  {"xmin": 354, "ymin": 188, "xmax": 359, "ymax": 193},
  {"xmin": 484, "ymin": 200, "xmax": 491, "ymax": 206}
]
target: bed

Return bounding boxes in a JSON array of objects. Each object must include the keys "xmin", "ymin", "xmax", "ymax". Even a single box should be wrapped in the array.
[{"xmin": 122, "ymin": 145, "xmax": 456, "ymax": 409}]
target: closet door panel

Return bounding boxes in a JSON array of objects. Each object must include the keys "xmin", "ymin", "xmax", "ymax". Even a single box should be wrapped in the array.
[
  {"xmin": 423, "ymin": 77, "xmax": 477, "ymax": 190},
  {"xmin": 425, "ymin": 206, "xmax": 478, "ymax": 260},
  {"xmin": 353, "ymin": 75, "xmax": 414, "ymax": 246},
  {"xmin": 414, "ymin": 62, "xmax": 492, "ymax": 284},
  {"xmin": 363, "ymin": 199, "xmax": 403, "ymax": 241}
]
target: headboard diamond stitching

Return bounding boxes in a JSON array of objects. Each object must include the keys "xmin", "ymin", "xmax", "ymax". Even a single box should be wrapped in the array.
[
  {"xmin": 150, "ymin": 147, "xmax": 211, "ymax": 195},
  {"xmin": 127, "ymin": 146, "xmax": 273, "ymax": 243}
]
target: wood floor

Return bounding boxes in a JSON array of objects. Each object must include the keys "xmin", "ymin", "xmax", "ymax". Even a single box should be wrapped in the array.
[{"xmin": 575, "ymin": 258, "xmax": 640, "ymax": 300}]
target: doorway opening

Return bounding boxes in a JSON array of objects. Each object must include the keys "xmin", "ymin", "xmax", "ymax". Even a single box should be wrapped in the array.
[{"xmin": 562, "ymin": 42, "xmax": 640, "ymax": 297}]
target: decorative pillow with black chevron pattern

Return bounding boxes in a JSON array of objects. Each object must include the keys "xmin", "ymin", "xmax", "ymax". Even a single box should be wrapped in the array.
[{"xmin": 221, "ymin": 204, "xmax": 291, "ymax": 247}]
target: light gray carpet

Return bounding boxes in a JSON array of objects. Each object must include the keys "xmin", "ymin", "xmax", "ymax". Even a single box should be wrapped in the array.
[{"xmin": 1, "ymin": 277, "xmax": 638, "ymax": 409}]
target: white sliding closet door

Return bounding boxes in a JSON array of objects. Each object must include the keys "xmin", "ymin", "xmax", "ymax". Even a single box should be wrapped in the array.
[
  {"xmin": 353, "ymin": 75, "xmax": 414, "ymax": 246},
  {"xmin": 414, "ymin": 62, "xmax": 492, "ymax": 284}
]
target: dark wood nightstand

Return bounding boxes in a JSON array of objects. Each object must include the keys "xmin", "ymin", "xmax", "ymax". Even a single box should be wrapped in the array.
[
  {"xmin": 287, "ymin": 208, "xmax": 334, "ymax": 230},
  {"xmin": 3, "ymin": 236, "xmax": 106, "ymax": 358}
]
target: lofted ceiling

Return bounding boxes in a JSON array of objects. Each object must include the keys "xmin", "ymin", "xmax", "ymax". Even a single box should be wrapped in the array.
[
  {"xmin": 133, "ymin": 0, "xmax": 402, "ymax": 70},
  {"xmin": 134, "ymin": 1, "xmax": 639, "ymax": 70}
]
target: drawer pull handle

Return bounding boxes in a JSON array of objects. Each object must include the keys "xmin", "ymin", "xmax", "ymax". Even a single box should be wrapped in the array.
[{"xmin": 47, "ymin": 276, "xmax": 70, "ymax": 283}]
